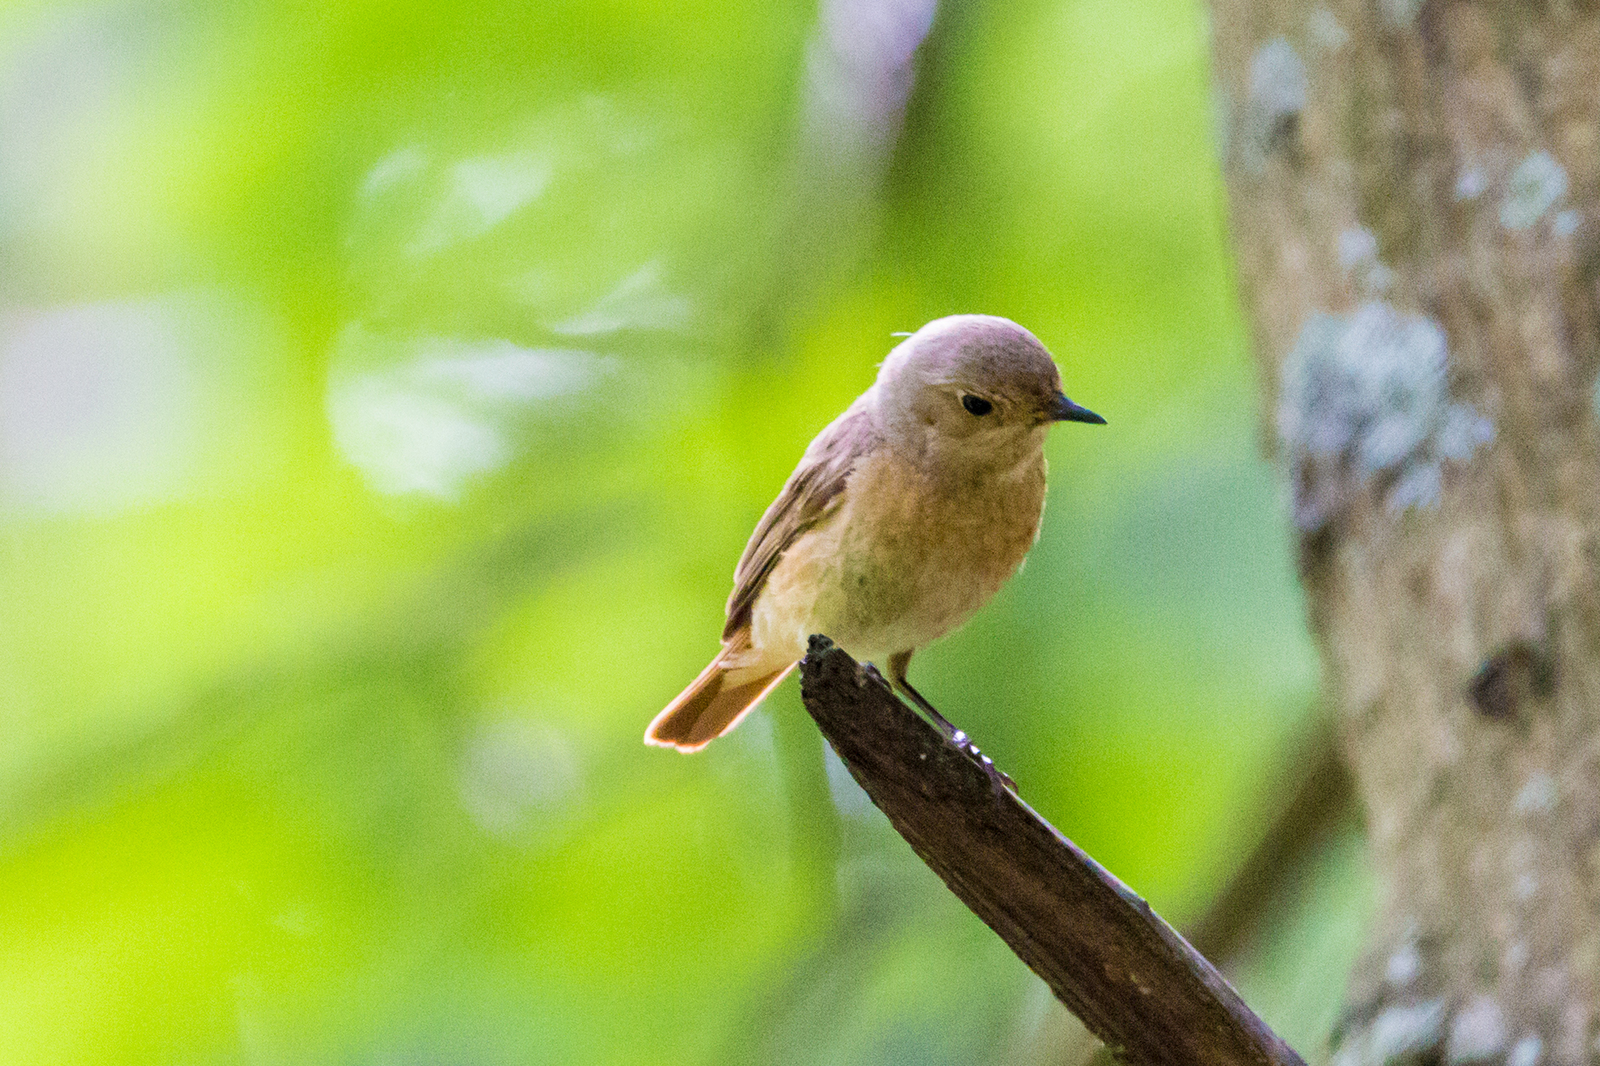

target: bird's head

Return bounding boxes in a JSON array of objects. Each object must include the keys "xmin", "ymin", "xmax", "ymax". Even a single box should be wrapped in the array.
[{"xmin": 875, "ymin": 314, "xmax": 1103, "ymax": 472}]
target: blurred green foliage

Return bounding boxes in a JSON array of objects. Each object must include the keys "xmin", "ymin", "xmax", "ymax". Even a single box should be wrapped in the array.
[{"xmin": 0, "ymin": 0, "xmax": 1369, "ymax": 1063}]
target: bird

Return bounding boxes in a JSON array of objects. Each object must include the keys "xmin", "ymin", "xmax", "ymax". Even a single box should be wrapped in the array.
[{"xmin": 645, "ymin": 314, "xmax": 1103, "ymax": 763}]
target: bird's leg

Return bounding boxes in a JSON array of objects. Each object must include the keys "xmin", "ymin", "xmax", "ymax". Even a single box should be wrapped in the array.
[
  {"xmin": 886, "ymin": 651, "xmax": 1016, "ymax": 795},
  {"xmin": 891, "ymin": 668, "xmax": 966, "ymax": 742}
]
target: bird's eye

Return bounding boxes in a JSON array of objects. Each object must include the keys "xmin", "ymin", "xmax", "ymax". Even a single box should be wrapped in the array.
[{"xmin": 961, "ymin": 394, "xmax": 993, "ymax": 416}]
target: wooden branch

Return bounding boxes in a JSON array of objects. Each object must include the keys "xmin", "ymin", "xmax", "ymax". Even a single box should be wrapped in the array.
[{"xmin": 798, "ymin": 636, "xmax": 1306, "ymax": 1066}]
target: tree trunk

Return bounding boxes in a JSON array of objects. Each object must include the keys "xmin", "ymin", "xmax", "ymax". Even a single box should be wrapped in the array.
[{"xmin": 1208, "ymin": 1, "xmax": 1600, "ymax": 1061}]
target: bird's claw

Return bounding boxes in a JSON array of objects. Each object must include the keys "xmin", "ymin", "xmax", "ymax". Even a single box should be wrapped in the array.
[
  {"xmin": 864, "ymin": 661, "xmax": 1016, "ymax": 798},
  {"xmin": 953, "ymin": 736, "xmax": 1017, "ymax": 797}
]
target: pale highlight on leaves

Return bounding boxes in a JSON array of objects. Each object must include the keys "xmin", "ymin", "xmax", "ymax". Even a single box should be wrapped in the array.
[{"xmin": 326, "ymin": 326, "xmax": 609, "ymax": 499}]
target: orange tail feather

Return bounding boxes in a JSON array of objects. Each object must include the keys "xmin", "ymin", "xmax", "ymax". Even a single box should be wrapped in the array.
[{"xmin": 646, "ymin": 651, "xmax": 796, "ymax": 752}]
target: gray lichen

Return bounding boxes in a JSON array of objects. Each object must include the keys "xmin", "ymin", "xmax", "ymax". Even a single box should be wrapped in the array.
[
  {"xmin": 1501, "ymin": 151, "xmax": 1568, "ymax": 230},
  {"xmin": 1446, "ymin": 997, "xmax": 1507, "ymax": 1063},
  {"xmin": 1513, "ymin": 771, "xmax": 1557, "ymax": 815},
  {"xmin": 1339, "ymin": 226, "xmax": 1395, "ymax": 295},
  {"xmin": 1279, "ymin": 301, "xmax": 1495, "ymax": 531},
  {"xmin": 1384, "ymin": 937, "xmax": 1420, "ymax": 986},
  {"xmin": 1379, "ymin": 0, "xmax": 1425, "ymax": 27},
  {"xmin": 1240, "ymin": 38, "xmax": 1306, "ymax": 172},
  {"xmin": 1507, "ymin": 1035, "xmax": 1543, "ymax": 1066},
  {"xmin": 1308, "ymin": 6, "xmax": 1349, "ymax": 50},
  {"xmin": 1338, "ymin": 227, "xmax": 1378, "ymax": 268},
  {"xmin": 1455, "ymin": 166, "xmax": 1487, "ymax": 201},
  {"xmin": 1251, "ymin": 38, "xmax": 1306, "ymax": 121},
  {"xmin": 1332, "ymin": 999, "xmax": 1446, "ymax": 1066}
]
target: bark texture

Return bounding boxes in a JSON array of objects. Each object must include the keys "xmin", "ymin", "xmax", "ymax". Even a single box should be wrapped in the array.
[{"xmin": 1209, "ymin": 1, "xmax": 1600, "ymax": 1062}]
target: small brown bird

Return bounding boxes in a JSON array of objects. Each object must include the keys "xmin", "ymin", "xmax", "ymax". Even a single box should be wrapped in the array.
[{"xmin": 646, "ymin": 314, "xmax": 1103, "ymax": 755}]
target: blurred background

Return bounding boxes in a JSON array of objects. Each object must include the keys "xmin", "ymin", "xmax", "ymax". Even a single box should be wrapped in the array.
[{"xmin": 0, "ymin": 0, "xmax": 1370, "ymax": 1062}]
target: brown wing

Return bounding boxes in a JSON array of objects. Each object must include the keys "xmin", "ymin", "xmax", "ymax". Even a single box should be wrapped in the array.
[{"xmin": 723, "ymin": 399, "xmax": 878, "ymax": 640}]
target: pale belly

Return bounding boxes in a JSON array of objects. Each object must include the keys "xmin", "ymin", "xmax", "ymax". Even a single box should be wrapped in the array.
[{"xmin": 747, "ymin": 448, "xmax": 1046, "ymax": 666}]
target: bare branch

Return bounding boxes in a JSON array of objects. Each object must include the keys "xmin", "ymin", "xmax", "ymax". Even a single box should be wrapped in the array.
[{"xmin": 799, "ymin": 636, "xmax": 1306, "ymax": 1066}]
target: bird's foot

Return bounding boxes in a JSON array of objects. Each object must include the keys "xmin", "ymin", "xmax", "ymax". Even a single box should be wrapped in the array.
[
  {"xmin": 948, "ymin": 730, "xmax": 1018, "ymax": 797},
  {"xmin": 864, "ymin": 662, "xmax": 1016, "ymax": 797}
]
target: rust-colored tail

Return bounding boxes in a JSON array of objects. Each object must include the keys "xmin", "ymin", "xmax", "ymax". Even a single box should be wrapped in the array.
[{"xmin": 646, "ymin": 649, "xmax": 796, "ymax": 752}]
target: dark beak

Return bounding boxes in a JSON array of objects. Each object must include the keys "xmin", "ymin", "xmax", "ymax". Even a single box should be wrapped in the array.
[{"xmin": 1049, "ymin": 391, "xmax": 1106, "ymax": 425}]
